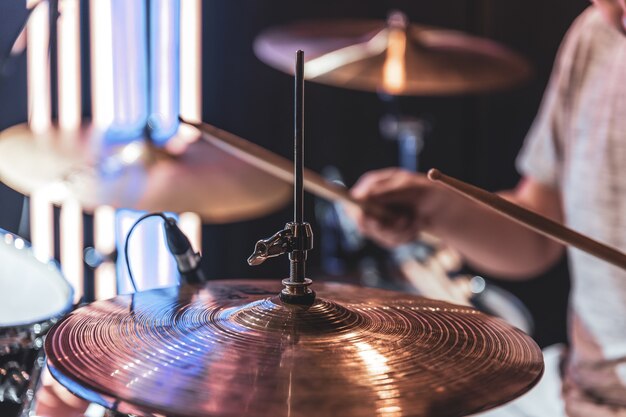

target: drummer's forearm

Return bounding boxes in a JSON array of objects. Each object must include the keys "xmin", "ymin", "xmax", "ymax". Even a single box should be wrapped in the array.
[{"xmin": 428, "ymin": 179, "xmax": 565, "ymax": 280}]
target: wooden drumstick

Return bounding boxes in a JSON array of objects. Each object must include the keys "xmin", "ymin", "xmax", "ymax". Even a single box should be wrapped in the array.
[
  {"xmin": 180, "ymin": 117, "xmax": 398, "ymax": 222},
  {"xmin": 428, "ymin": 168, "xmax": 626, "ymax": 270}
]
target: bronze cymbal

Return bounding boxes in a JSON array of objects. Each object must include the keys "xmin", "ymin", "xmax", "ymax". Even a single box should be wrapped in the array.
[
  {"xmin": 254, "ymin": 12, "xmax": 532, "ymax": 96},
  {"xmin": 0, "ymin": 124, "xmax": 291, "ymax": 223},
  {"xmin": 45, "ymin": 280, "xmax": 543, "ymax": 417}
]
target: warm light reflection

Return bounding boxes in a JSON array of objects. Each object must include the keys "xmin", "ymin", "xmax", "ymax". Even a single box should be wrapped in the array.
[
  {"xmin": 60, "ymin": 198, "xmax": 84, "ymax": 304},
  {"xmin": 305, "ymin": 29, "xmax": 388, "ymax": 80},
  {"xmin": 354, "ymin": 341, "xmax": 402, "ymax": 417},
  {"xmin": 179, "ymin": 0, "xmax": 202, "ymax": 122},
  {"xmin": 355, "ymin": 341, "xmax": 390, "ymax": 375},
  {"xmin": 27, "ymin": 1, "xmax": 51, "ymax": 133},
  {"xmin": 58, "ymin": 0, "xmax": 82, "ymax": 130},
  {"xmin": 90, "ymin": 0, "xmax": 114, "ymax": 128},
  {"xmin": 382, "ymin": 27, "xmax": 407, "ymax": 95}
]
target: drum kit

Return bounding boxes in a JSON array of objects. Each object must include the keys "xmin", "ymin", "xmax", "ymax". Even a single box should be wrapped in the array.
[{"xmin": 2, "ymin": 7, "xmax": 625, "ymax": 417}]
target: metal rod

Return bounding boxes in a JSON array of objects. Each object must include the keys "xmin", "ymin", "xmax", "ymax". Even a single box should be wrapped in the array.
[{"xmin": 294, "ymin": 50, "xmax": 304, "ymax": 224}]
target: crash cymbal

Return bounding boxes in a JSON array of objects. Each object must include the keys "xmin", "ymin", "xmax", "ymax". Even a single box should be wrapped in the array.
[
  {"xmin": 254, "ymin": 12, "xmax": 532, "ymax": 95},
  {"xmin": 0, "ymin": 124, "xmax": 291, "ymax": 223},
  {"xmin": 45, "ymin": 280, "xmax": 543, "ymax": 417}
]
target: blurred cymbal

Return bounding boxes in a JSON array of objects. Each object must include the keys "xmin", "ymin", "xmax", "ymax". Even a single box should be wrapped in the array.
[
  {"xmin": 0, "ymin": 124, "xmax": 291, "ymax": 223},
  {"xmin": 254, "ymin": 12, "xmax": 532, "ymax": 95},
  {"xmin": 46, "ymin": 280, "xmax": 543, "ymax": 417}
]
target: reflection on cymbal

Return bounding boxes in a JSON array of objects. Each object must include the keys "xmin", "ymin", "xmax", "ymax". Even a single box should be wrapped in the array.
[
  {"xmin": 254, "ymin": 13, "xmax": 532, "ymax": 96},
  {"xmin": 0, "ymin": 124, "xmax": 291, "ymax": 223},
  {"xmin": 46, "ymin": 280, "xmax": 543, "ymax": 417}
]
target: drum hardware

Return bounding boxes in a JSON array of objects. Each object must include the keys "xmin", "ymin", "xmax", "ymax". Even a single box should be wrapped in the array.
[
  {"xmin": 0, "ymin": 229, "xmax": 73, "ymax": 415},
  {"xmin": 246, "ymin": 51, "xmax": 316, "ymax": 306},
  {"xmin": 44, "ymin": 279, "xmax": 544, "ymax": 417},
  {"xmin": 379, "ymin": 113, "xmax": 429, "ymax": 173},
  {"xmin": 428, "ymin": 169, "xmax": 626, "ymax": 270},
  {"xmin": 83, "ymin": 247, "xmax": 118, "ymax": 270},
  {"xmin": 0, "ymin": 125, "xmax": 292, "ymax": 224},
  {"xmin": 253, "ymin": 10, "xmax": 532, "ymax": 96}
]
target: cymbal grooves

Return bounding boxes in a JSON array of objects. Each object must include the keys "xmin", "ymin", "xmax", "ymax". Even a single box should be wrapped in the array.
[{"xmin": 46, "ymin": 281, "xmax": 543, "ymax": 417}]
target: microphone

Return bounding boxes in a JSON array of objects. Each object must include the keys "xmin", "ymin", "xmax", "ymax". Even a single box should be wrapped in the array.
[{"xmin": 163, "ymin": 217, "xmax": 206, "ymax": 285}]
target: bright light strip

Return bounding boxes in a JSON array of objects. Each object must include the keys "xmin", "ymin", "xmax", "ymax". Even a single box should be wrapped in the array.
[
  {"xmin": 94, "ymin": 205, "xmax": 117, "ymax": 300},
  {"xmin": 30, "ymin": 188, "xmax": 54, "ymax": 262},
  {"xmin": 150, "ymin": 0, "xmax": 179, "ymax": 143},
  {"xmin": 118, "ymin": 213, "xmax": 144, "ymax": 294},
  {"xmin": 58, "ymin": 0, "xmax": 82, "ymax": 130},
  {"xmin": 90, "ymin": 0, "xmax": 114, "ymax": 128},
  {"xmin": 179, "ymin": 0, "xmax": 201, "ymax": 122},
  {"xmin": 60, "ymin": 198, "xmax": 84, "ymax": 304},
  {"xmin": 110, "ymin": 0, "xmax": 148, "ymax": 139},
  {"xmin": 157, "ymin": 219, "xmax": 175, "ymax": 287},
  {"xmin": 27, "ymin": 1, "xmax": 51, "ymax": 133},
  {"xmin": 116, "ymin": 210, "xmax": 178, "ymax": 293},
  {"xmin": 178, "ymin": 212, "xmax": 201, "ymax": 252}
]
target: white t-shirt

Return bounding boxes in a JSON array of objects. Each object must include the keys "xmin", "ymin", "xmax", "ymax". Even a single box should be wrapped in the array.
[{"xmin": 517, "ymin": 6, "xmax": 626, "ymax": 416}]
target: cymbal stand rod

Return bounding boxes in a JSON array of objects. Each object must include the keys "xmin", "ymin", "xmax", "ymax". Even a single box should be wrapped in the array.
[
  {"xmin": 290, "ymin": 50, "xmax": 307, "ymax": 284},
  {"xmin": 284, "ymin": 50, "xmax": 314, "ymax": 303},
  {"xmin": 245, "ymin": 51, "xmax": 315, "ymax": 305},
  {"xmin": 294, "ymin": 50, "xmax": 304, "ymax": 225}
]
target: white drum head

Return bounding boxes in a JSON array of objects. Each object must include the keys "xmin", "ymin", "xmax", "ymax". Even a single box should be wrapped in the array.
[{"xmin": 0, "ymin": 232, "xmax": 73, "ymax": 327}]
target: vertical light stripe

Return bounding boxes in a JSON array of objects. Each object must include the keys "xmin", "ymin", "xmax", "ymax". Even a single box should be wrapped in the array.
[
  {"xmin": 118, "ymin": 213, "xmax": 144, "ymax": 293},
  {"xmin": 110, "ymin": 0, "xmax": 148, "ymax": 139},
  {"xmin": 157, "ymin": 221, "xmax": 175, "ymax": 287},
  {"xmin": 178, "ymin": 212, "xmax": 201, "ymax": 252},
  {"xmin": 94, "ymin": 206, "xmax": 117, "ymax": 299},
  {"xmin": 179, "ymin": 0, "xmax": 201, "ymax": 122},
  {"xmin": 27, "ymin": 1, "xmax": 51, "ymax": 133},
  {"xmin": 60, "ymin": 198, "xmax": 84, "ymax": 304},
  {"xmin": 149, "ymin": 0, "xmax": 179, "ymax": 142},
  {"xmin": 57, "ymin": 0, "xmax": 82, "ymax": 130},
  {"xmin": 90, "ymin": 0, "xmax": 114, "ymax": 128},
  {"xmin": 30, "ymin": 189, "xmax": 54, "ymax": 262}
]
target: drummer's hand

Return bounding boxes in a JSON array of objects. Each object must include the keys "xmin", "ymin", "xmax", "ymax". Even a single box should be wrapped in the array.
[{"xmin": 347, "ymin": 168, "xmax": 446, "ymax": 248}]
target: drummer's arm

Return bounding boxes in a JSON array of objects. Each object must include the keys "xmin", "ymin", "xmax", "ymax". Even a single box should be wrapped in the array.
[{"xmin": 434, "ymin": 177, "xmax": 565, "ymax": 280}]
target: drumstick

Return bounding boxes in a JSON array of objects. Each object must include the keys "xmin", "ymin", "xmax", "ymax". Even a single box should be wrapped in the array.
[
  {"xmin": 428, "ymin": 168, "xmax": 626, "ymax": 270},
  {"xmin": 180, "ymin": 117, "xmax": 393, "ymax": 221}
]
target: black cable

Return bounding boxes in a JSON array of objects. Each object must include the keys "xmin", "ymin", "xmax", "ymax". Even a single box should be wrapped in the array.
[{"xmin": 124, "ymin": 212, "xmax": 170, "ymax": 293}]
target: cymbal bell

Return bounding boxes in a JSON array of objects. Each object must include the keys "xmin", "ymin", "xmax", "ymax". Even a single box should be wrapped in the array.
[
  {"xmin": 45, "ymin": 280, "xmax": 543, "ymax": 417},
  {"xmin": 0, "ymin": 124, "xmax": 291, "ymax": 223},
  {"xmin": 254, "ymin": 12, "xmax": 532, "ymax": 96}
]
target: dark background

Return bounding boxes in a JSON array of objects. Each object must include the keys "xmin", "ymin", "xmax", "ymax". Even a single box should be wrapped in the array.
[{"xmin": 0, "ymin": 0, "xmax": 589, "ymax": 348}]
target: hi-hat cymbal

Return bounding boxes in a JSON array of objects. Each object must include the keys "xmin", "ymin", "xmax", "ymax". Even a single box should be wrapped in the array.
[
  {"xmin": 254, "ymin": 13, "xmax": 532, "ymax": 96},
  {"xmin": 45, "ymin": 280, "xmax": 543, "ymax": 417},
  {"xmin": 0, "ymin": 124, "xmax": 291, "ymax": 223}
]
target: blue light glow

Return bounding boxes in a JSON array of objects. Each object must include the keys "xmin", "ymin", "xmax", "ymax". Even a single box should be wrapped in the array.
[
  {"xmin": 107, "ymin": 0, "xmax": 149, "ymax": 141},
  {"xmin": 149, "ymin": 0, "xmax": 180, "ymax": 144}
]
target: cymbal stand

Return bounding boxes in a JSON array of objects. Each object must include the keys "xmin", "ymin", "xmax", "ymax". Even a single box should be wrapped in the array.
[
  {"xmin": 379, "ymin": 112, "xmax": 427, "ymax": 172},
  {"xmin": 247, "ymin": 51, "xmax": 315, "ymax": 305}
]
